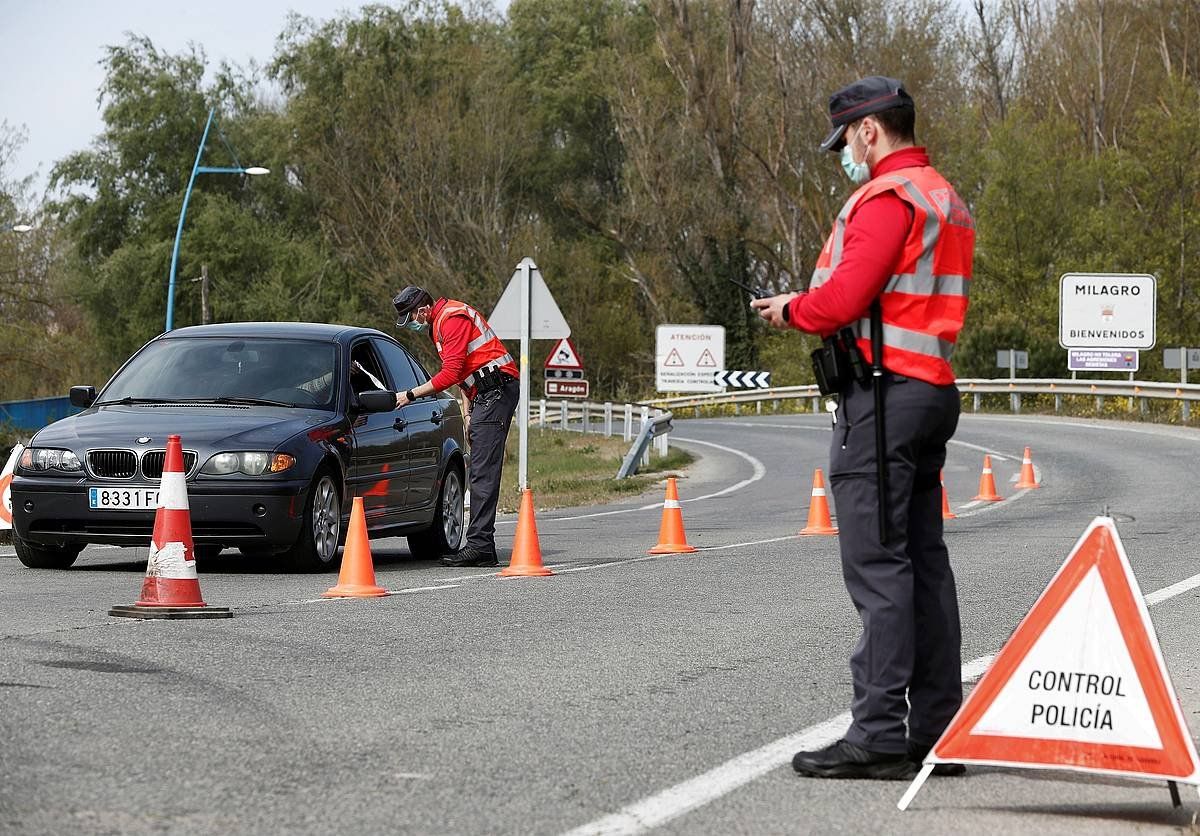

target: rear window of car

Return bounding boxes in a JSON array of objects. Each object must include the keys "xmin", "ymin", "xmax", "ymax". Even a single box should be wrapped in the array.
[{"xmin": 99, "ymin": 337, "xmax": 338, "ymax": 409}]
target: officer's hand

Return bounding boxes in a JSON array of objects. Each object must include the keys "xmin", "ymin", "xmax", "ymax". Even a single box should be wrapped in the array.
[{"xmin": 751, "ymin": 292, "xmax": 800, "ymax": 329}]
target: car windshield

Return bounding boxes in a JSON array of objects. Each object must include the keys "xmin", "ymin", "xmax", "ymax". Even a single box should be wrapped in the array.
[{"xmin": 99, "ymin": 337, "xmax": 338, "ymax": 410}]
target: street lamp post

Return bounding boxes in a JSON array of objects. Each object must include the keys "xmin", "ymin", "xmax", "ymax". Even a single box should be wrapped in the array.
[{"xmin": 165, "ymin": 107, "xmax": 269, "ymax": 332}]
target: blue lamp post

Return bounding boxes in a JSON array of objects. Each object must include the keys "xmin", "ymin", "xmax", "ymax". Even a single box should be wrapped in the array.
[{"xmin": 165, "ymin": 107, "xmax": 269, "ymax": 331}]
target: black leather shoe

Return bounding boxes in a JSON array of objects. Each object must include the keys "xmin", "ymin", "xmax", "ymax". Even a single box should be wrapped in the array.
[
  {"xmin": 791, "ymin": 739, "xmax": 917, "ymax": 780},
  {"xmin": 441, "ymin": 547, "xmax": 498, "ymax": 567},
  {"xmin": 907, "ymin": 740, "xmax": 967, "ymax": 776}
]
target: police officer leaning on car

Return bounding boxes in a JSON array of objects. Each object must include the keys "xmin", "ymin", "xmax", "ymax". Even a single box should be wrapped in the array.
[
  {"xmin": 393, "ymin": 286, "xmax": 520, "ymax": 568},
  {"xmin": 752, "ymin": 76, "xmax": 975, "ymax": 780}
]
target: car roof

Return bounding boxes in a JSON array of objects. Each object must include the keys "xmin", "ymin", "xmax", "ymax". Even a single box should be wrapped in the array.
[{"xmin": 161, "ymin": 322, "xmax": 392, "ymax": 343}]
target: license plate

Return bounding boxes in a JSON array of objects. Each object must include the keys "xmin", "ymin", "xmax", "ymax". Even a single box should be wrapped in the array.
[{"xmin": 88, "ymin": 486, "xmax": 159, "ymax": 511}]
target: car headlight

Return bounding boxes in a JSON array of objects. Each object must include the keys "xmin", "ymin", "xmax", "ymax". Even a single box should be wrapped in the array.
[
  {"xmin": 18, "ymin": 447, "xmax": 83, "ymax": 473},
  {"xmin": 200, "ymin": 451, "xmax": 295, "ymax": 476}
]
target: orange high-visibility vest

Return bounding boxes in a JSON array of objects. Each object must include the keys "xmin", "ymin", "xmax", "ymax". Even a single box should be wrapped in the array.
[
  {"xmin": 432, "ymin": 300, "xmax": 518, "ymax": 399},
  {"xmin": 810, "ymin": 166, "xmax": 974, "ymax": 385}
]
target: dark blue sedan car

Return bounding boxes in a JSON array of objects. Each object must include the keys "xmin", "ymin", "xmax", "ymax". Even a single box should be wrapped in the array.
[{"xmin": 11, "ymin": 322, "xmax": 467, "ymax": 571}]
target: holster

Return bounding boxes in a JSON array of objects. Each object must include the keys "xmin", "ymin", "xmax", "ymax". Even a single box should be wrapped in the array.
[
  {"xmin": 810, "ymin": 328, "xmax": 870, "ymax": 395},
  {"xmin": 473, "ymin": 365, "xmax": 508, "ymax": 395}
]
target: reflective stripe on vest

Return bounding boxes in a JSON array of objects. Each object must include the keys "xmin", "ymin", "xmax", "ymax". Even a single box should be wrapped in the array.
[
  {"xmin": 809, "ymin": 165, "xmax": 973, "ymax": 384},
  {"xmin": 432, "ymin": 300, "xmax": 518, "ymax": 394}
]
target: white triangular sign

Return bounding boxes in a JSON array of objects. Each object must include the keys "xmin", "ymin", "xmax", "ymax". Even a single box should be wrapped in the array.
[
  {"xmin": 488, "ymin": 258, "xmax": 570, "ymax": 339},
  {"xmin": 922, "ymin": 517, "xmax": 1199, "ymax": 783},
  {"xmin": 545, "ymin": 338, "xmax": 583, "ymax": 370}
]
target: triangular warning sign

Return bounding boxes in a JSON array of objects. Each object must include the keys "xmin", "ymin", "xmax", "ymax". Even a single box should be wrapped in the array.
[
  {"xmin": 545, "ymin": 338, "xmax": 583, "ymax": 370},
  {"xmin": 697, "ymin": 348, "xmax": 717, "ymax": 368},
  {"xmin": 664, "ymin": 348, "xmax": 685, "ymax": 367},
  {"xmin": 928, "ymin": 517, "xmax": 1199, "ymax": 784}
]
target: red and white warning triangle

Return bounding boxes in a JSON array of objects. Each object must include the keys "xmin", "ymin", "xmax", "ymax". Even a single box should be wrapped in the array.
[{"xmin": 900, "ymin": 516, "xmax": 1199, "ymax": 810}]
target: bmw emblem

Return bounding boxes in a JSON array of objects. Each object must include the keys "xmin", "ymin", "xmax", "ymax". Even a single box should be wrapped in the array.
[{"xmin": 136, "ymin": 436, "xmax": 152, "ymax": 444}]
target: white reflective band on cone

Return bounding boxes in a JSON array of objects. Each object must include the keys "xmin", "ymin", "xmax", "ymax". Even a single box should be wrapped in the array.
[
  {"xmin": 158, "ymin": 471, "xmax": 189, "ymax": 511},
  {"xmin": 812, "ymin": 488, "xmax": 826, "ymax": 497},
  {"xmin": 145, "ymin": 541, "xmax": 196, "ymax": 579},
  {"xmin": 983, "ymin": 468, "xmax": 992, "ymax": 474},
  {"xmin": 664, "ymin": 499, "xmax": 681, "ymax": 509}
]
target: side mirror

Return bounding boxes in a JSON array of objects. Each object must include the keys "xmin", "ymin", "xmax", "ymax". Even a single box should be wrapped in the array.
[
  {"xmin": 357, "ymin": 389, "xmax": 397, "ymax": 413},
  {"xmin": 70, "ymin": 386, "xmax": 97, "ymax": 408}
]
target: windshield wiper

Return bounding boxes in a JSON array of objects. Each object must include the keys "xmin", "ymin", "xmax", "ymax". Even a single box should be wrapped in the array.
[
  {"xmin": 202, "ymin": 396, "xmax": 295, "ymax": 407},
  {"xmin": 94, "ymin": 396, "xmax": 185, "ymax": 406}
]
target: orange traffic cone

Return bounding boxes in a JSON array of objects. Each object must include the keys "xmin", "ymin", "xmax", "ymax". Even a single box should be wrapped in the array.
[
  {"xmin": 500, "ymin": 489, "xmax": 553, "ymax": 576},
  {"xmin": 110, "ymin": 434, "xmax": 231, "ymax": 619},
  {"xmin": 800, "ymin": 468, "xmax": 839, "ymax": 535},
  {"xmin": 1015, "ymin": 446, "xmax": 1041, "ymax": 489},
  {"xmin": 648, "ymin": 477, "xmax": 697, "ymax": 554},
  {"xmin": 972, "ymin": 455, "xmax": 1003, "ymax": 501},
  {"xmin": 940, "ymin": 470, "xmax": 957, "ymax": 520},
  {"xmin": 323, "ymin": 496, "xmax": 387, "ymax": 597}
]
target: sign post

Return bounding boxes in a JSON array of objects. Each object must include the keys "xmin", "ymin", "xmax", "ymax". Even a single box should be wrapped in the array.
[{"xmin": 489, "ymin": 259, "xmax": 570, "ymax": 491}]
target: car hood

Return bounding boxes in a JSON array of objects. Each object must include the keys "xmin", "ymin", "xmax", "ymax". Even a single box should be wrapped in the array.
[{"xmin": 32, "ymin": 404, "xmax": 336, "ymax": 449}]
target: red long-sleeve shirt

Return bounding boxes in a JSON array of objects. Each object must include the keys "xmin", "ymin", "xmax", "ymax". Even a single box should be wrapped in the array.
[
  {"xmin": 427, "ymin": 298, "xmax": 471, "ymax": 392},
  {"xmin": 787, "ymin": 147, "xmax": 929, "ymax": 336}
]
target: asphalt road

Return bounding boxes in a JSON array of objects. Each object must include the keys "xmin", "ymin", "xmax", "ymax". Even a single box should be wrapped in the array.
[{"xmin": 2, "ymin": 413, "xmax": 1199, "ymax": 835}]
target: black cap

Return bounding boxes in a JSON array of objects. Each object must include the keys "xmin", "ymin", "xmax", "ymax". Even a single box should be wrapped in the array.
[
  {"xmin": 818, "ymin": 76, "xmax": 914, "ymax": 153},
  {"xmin": 392, "ymin": 286, "xmax": 434, "ymax": 323}
]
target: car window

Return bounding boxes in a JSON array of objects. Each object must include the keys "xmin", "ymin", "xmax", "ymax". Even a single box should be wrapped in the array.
[
  {"xmin": 98, "ymin": 338, "xmax": 337, "ymax": 409},
  {"xmin": 372, "ymin": 338, "xmax": 422, "ymax": 391},
  {"xmin": 349, "ymin": 341, "xmax": 389, "ymax": 396}
]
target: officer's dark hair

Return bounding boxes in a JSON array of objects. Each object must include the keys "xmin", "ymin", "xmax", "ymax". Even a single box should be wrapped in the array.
[{"xmin": 868, "ymin": 105, "xmax": 916, "ymax": 145}]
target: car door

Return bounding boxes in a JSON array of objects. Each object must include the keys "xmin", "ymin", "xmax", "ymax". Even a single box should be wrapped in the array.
[
  {"xmin": 346, "ymin": 339, "xmax": 408, "ymax": 524},
  {"xmin": 372, "ymin": 337, "xmax": 442, "ymax": 515}
]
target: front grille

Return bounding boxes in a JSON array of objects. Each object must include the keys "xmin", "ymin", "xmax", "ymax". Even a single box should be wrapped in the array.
[
  {"xmin": 142, "ymin": 451, "xmax": 198, "ymax": 479},
  {"xmin": 88, "ymin": 450, "xmax": 136, "ymax": 479}
]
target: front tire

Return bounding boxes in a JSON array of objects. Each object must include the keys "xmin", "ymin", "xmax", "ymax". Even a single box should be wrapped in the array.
[
  {"xmin": 14, "ymin": 536, "xmax": 83, "ymax": 569},
  {"xmin": 407, "ymin": 465, "xmax": 465, "ymax": 558},
  {"xmin": 281, "ymin": 469, "xmax": 344, "ymax": 572}
]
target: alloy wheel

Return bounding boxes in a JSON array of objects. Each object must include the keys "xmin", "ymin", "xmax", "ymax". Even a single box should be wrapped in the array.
[{"xmin": 312, "ymin": 475, "xmax": 340, "ymax": 562}]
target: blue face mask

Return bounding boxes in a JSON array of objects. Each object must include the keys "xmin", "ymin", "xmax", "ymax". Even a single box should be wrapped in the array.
[
  {"xmin": 404, "ymin": 320, "xmax": 428, "ymax": 333},
  {"xmin": 841, "ymin": 143, "xmax": 870, "ymax": 185}
]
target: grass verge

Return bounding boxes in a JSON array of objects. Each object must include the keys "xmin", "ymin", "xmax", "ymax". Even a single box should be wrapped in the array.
[{"xmin": 497, "ymin": 428, "xmax": 693, "ymax": 513}]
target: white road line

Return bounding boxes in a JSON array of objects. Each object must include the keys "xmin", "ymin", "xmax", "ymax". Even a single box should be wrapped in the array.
[
  {"xmin": 389, "ymin": 584, "xmax": 461, "ymax": 594},
  {"xmin": 697, "ymin": 535, "xmax": 799, "ymax": 552},
  {"xmin": 947, "ymin": 439, "xmax": 1009, "ymax": 461},
  {"xmin": 561, "ymin": 574, "xmax": 1200, "ymax": 836},
  {"xmin": 509, "ymin": 438, "xmax": 767, "ymax": 524}
]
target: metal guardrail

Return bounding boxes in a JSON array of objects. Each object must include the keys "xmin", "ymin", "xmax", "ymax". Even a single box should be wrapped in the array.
[
  {"xmin": 649, "ymin": 378, "xmax": 1200, "ymax": 421},
  {"xmin": 532, "ymin": 399, "xmax": 673, "ymax": 478}
]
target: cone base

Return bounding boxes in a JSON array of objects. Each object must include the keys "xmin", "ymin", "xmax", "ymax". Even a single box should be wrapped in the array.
[
  {"xmin": 500, "ymin": 564, "xmax": 554, "ymax": 577},
  {"xmin": 1015, "ymin": 481, "xmax": 1041, "ymax": 489},
  {"xmin": 322, "ymin": 584, "xmax": 388, "ymax": 598},
  {"xmin": 109, "ymin": 604, "xmax": 232, "ymax": 620},
  {"xmin": 799, "ymin": 526, "xmax": 839, "ymax": 536},
  {"xmin": 972, "ymin": 495, "xmax": 1003, "ymax": 502},
  {"xmin": 648, "ymin": 543, "xmax": 698, "ymax": 554},
  {"xmin": 942, "ymin": 512, "xmax": 958, "ymax": 520}
]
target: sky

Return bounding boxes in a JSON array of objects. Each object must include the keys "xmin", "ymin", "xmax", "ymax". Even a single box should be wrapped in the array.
[{"xmin": 0, "ymin": 0, "xmax": 361, "ymax": 200}]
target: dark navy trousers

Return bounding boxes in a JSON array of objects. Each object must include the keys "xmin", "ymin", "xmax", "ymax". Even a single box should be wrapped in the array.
[
  {"xmin": 465, "ymin": 375, "xmax": 520, "ymax": 553},
  {"xmin": 828, "ymin": 375, "xmax": 962, "ymax": 754}
]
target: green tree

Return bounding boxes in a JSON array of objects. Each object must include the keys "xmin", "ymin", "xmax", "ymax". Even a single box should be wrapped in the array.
[{"xmin": 50, "ymin": 36, "xmax": 343, "ymax": 365}]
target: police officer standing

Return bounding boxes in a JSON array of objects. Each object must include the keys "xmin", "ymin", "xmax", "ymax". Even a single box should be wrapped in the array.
[
  {"xmin": 752, "ymin": 77, "xmax": 975, "ymax": 779},
  {"xmin": 392, "ymin": 286, "xmax": 520, "ymax": 568}
]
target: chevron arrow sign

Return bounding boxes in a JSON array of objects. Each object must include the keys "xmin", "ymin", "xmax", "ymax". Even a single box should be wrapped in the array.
[{"xmin": 713, "ymin": 370, "xmax": 771, "ymax": 388}]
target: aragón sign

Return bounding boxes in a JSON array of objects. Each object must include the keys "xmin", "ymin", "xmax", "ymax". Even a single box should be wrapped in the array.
[{"xmin": 1059, "ymin": 273, "xmax": 1156, "ymax": 350}]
